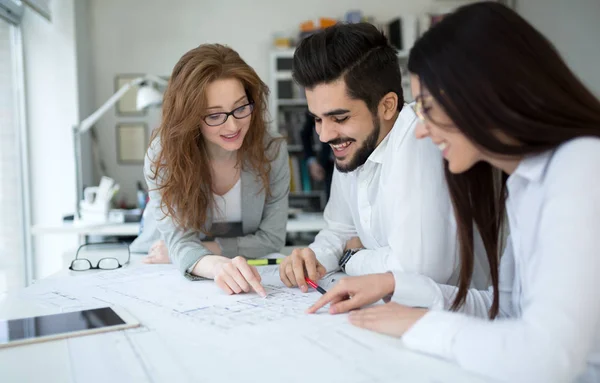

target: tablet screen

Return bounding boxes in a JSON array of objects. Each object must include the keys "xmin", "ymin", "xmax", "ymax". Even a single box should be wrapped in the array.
[{"xmin": 0, "ymin": 307, "xmax": 126, "ymax": 345}]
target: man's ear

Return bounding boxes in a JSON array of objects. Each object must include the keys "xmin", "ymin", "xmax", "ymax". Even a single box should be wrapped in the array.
[{"xmin": 379, "ymin": 92, "xmax": 399, "ymax": 121}]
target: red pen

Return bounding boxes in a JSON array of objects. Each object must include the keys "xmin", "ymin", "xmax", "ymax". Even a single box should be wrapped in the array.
[{"xmin": 305, "ymin": 277, "xmax": 327, "ymax": 295}]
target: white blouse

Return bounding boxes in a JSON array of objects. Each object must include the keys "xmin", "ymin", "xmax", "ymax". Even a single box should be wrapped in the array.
[
  {"xmin": 393, "ymin": 137, "xmax": 600, "ymax": 383},
  {"xmin": 213, "ymin": 178, "xmax": 242, "ymax": 223}
]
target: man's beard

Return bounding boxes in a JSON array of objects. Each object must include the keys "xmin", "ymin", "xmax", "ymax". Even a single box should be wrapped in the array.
[{"xmin": 335, "ymin": 117, "xmax": 380, "ymax": 173}]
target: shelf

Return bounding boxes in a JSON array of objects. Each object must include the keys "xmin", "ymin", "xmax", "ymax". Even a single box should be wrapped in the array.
[
  {"xmin": 290, "ymin": 191, "xmax": 324, "ymax": 198},
  {"xmin": 274, "ymin": 48, "xmax": 409, "ymax": 59},
  {"xmin": 270, "ymin": 48, "xmax": 296, "ymax": 58},
  {"xmin": 278, "ymin": 99, "xmax": 307, "ymax": 106},
  {"xmin": 288, "ymin": 144, "xmax": 320, "ymax": 152},
  {"xmin": 275, "ymin": 71, "xmax": 293, "ymax": 80}
]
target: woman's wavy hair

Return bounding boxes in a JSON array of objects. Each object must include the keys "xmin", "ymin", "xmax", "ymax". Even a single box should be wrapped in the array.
[{"xmin": 149, "ymin": 44, "xmax": 274, "ymax": 234}]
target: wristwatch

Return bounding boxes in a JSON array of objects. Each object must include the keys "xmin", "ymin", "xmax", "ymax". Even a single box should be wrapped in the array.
[{"xmin": 339, "ymin": 248, "xmax": 363, "ymax": 273}]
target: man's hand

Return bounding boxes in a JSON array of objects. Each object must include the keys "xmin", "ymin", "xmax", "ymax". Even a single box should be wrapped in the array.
[
  {"xmin": 279, "ymin": 248, "xmax": 327, "ymax": 292},
  {"xmin": 306, "ymin": 273, "xmax": 395, "ymax": 314},
  {"xmin": 344, "ymin": 237, "xmax": 364, "ymax": 252}
]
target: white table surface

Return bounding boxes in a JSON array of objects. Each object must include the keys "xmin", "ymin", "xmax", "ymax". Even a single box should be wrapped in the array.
[
  {"xmin": 55, "ymin": 247, "xmax": 297, "ymax": 279},
  {"xmin": 0, "ymin": 249, "xmax": 492, "ymax": 383}
]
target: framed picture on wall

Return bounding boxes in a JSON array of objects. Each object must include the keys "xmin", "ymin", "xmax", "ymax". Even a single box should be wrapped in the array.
[
  {"xmin": 116, "ymin": 123, "xmax": 147, "ymax": 164},
  {"xmin": 114, "ymin": 73, "xmax": 146, "ymax": 116}
]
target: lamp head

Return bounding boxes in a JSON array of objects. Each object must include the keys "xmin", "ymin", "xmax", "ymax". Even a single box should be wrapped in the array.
[{"xmin": 136, "ymin": 82, "xmax": 164, "ymax": 110}]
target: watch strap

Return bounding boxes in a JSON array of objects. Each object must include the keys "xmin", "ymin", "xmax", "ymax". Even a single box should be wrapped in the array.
[{"xmin": 339, "ymin": 247, "xmax": 363, "ymax": 272}]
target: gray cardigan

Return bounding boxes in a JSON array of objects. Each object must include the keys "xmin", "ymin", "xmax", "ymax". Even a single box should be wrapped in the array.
[{"xmin": 131, "ymin": 136, "xmax": 290, "ymax": 275}]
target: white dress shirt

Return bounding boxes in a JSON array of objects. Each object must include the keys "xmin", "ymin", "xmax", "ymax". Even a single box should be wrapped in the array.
[
  {"xmin": 397, "ymin": 137, "xmax": 600, "ymax": 383},
  {"xmin": 309, "ymin": 105, "xmax": 490, "ymax": 288}
]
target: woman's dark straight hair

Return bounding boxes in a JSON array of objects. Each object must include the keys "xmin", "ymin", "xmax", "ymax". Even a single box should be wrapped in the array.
[{"xmin": 408, "ymin": 1, "xmax": 600, "ymax": 318}]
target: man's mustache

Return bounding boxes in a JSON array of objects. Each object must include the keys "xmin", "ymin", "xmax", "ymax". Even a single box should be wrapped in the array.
[{"xmin": 326, "ymin": 137, "xmax": 356, "ymax": 146}]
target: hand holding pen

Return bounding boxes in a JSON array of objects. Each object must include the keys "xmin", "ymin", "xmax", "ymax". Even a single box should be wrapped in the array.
[
  {"xmin": 278, "ymin": 248, "xmax": 327, "ymax": 292},
  {"xmin": 244, "ymin": 259, "xmax": 328, "ymax": 296}
]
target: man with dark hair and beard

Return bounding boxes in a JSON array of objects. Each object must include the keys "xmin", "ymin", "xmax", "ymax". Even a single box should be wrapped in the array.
[{"xmin": 279, "ymin": 23, "xmax": 490, "ymax": 294}]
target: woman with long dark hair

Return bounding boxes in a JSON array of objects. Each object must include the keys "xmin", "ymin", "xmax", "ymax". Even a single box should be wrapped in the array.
[
  {"xmin": 306, "ymin": 3, "xmax": 600, "ymax": 381},
  {"xmin": 130, "ymin": 44, "xmax": 289, "ymax": 297}
]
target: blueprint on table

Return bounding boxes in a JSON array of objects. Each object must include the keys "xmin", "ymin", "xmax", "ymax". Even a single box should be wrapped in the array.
[{"xmin": 11, "ymin": 264, "xmax": 490, "ymax": 383}]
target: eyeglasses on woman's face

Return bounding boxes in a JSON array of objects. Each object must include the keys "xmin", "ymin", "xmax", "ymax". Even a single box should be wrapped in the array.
[
  {"xmin": 411, "ymin": 95, "xmax": 434, "ymax": 122},
  {"xmin": 203, "ymin": 102, "xmax": 255, "ymax": 127}
]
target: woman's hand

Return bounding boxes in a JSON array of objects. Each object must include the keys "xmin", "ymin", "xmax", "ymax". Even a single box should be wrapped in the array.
[
  {"xmin": 202, "ymin": 241, "xmax": 222, "ymax": 255},
  {"xmin": 194, "ymin": 255, "xmax": 267, "ymax": 297},
  {"xmin": 143, "ymin": 240, "xmax": 170, "ymax": 264},
  {"xmin": 348, "ymin": 302, "xmax": 428, "ymax": 337},
  {"xmin": 306, "ymin": 272, "xmax": 395, "ymax": 314},
  {"xmin": 143, "ymin": 240, "xmax": 222, "ymax": 264}
]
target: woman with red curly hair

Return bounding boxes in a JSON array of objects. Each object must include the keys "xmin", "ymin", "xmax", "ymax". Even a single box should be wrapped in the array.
[{"xmin": 131, "ymin": 44, "xmax": 289, "ymax": 296}]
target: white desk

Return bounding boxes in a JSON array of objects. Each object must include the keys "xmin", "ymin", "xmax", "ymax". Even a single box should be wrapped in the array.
[
  {"xmin": 56, "ymin": 247, "xmax": 299, "ymax": 275},
  {"xmin": 286, "ymin": 212, "xmax": 326, "ymax": 233},
  {"xmin": 0, "ymin": 254, "xmax": 491, "ymax": 383},
  {"xmin": 31, "ymin": 222, "xmax": 141, "ymax": 236},
  {"xmin": 31, "ymin": 212, "xmax": 326, "ymax": 237}
]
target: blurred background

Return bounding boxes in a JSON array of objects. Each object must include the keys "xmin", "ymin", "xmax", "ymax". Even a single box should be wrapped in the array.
[{"xmin": 1, "ymin": 0, "xmax": 599, "ymax": 294}]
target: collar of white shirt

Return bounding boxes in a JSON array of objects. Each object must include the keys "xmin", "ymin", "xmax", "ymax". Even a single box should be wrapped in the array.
[
  {"xmin": 511, "ymin": 150, "xmax": 553, "ymax": 182},
  {"xmin": 366, "ymin": 108, "xmax": 407, "ymax": 165}
]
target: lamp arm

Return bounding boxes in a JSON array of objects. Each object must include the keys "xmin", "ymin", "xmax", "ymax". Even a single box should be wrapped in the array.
[
  {"xmin": 75, "ymin": 75, "xmax": 168, "ymax": 135},
  {"xmin": 76, "ymin": 77, "xmax": 144, "ymax": 135}
]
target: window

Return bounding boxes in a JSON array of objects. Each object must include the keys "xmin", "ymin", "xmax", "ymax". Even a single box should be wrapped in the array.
[{"xmin": 0, "ymin": 19, "xmax": 27, "ymax": 294}]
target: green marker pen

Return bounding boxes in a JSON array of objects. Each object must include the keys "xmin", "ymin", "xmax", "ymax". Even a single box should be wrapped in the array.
[{"xmin": 246, "ymin": 258, "xmax": 282, "ymax": 266}]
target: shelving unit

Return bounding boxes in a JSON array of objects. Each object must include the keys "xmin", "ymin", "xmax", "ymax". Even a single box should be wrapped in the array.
[
  {"xmin": 397, "ymin": 51, "xmax": 413, "ymax": 103},
  {"xmin": 269, "ymin": 49, "xmax": 327, "ymax": 213},
  {"xmin": 287, "ymin": 144, "xmax": 320, "ymax": 153}
]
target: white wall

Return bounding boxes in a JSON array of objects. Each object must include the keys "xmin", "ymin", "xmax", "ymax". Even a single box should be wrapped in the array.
[
  {"xmin": 74, "ymin": 0, "xmax": 95, "ymax": 188},
  {"xmin": 518, "ymin": 0, "xmax": 600, "ymax": 97},
  {"xmin": 86, "ymin": 0, "xmax": 457, "ymax": 203},
  {"xmin": 22, "ymin": 0, "xmax": 80, "ymax": 278}
]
